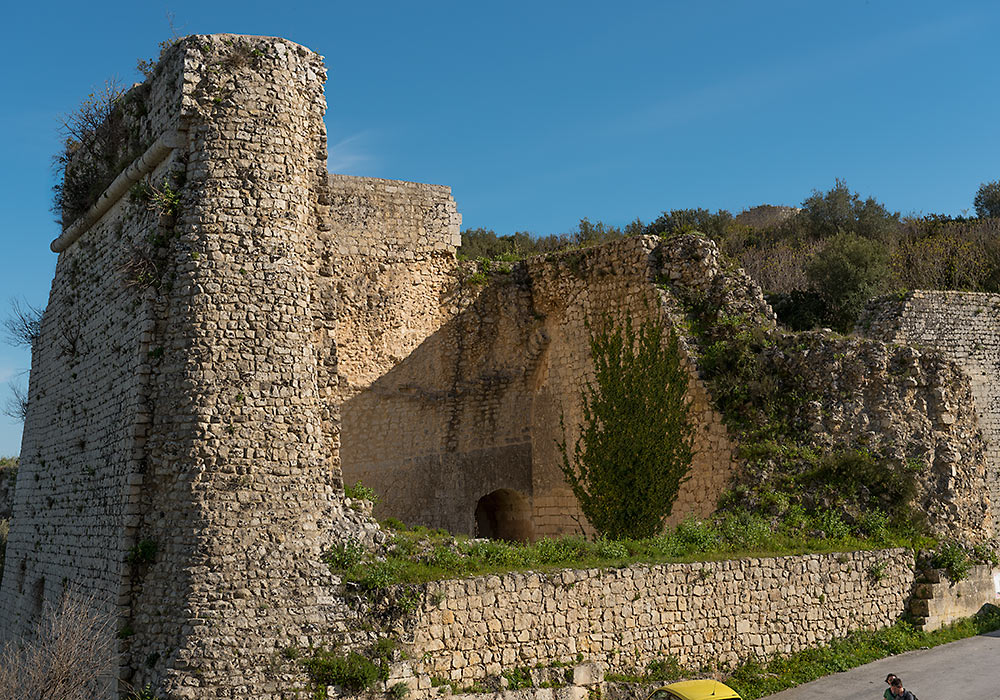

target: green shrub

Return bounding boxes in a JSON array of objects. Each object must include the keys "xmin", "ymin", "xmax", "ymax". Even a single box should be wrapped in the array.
[
  {"xmin": 975, "ymin": 179, "xmax": 1000, "ymax": 218},
  {"xmin": 806, "ymin": 232, "xmax": 891, "ymax": 331},
  {"xmin": 673, "ymin": 517, "xmax": 721, "ymax": 556},
  {"xmin": 766, "ymin": 290, "xmax": 828, "ymax": 331},
  {"xmin": 644, "ymin": 655, "xmax": 683, "ymax": 682},
  {"xmin": 799, "ymin": 179, "xmax": 899, "ymax": 241},
  {"xmin": 344, "ymin": 480, "xmax": 380, "ymax": 505},
  {"xmin": 300, "ymin": 649, "xmax": 384, "ymax": 693},
  {"xmin": 595, "ymin": 538, "xmax": 629, "ymax": 560},
  {"xmin": 360, "ymin": 560, "xmax": 402, "ymax": 590},
  {"xmin": 857, "ymin": 510, "xmax": 890, "ymax": 544},
  {"xmin": 533, "ymin": 536, "xmax": 587, "ymax": 564},
  {"xmin": 466, "ymin": 539, "xmax": 526, "ymax": 567},
  {"xmin": 645, "ymin": 208, "xmax": 733, "ymax": 240},
  {"xmin": 929, "ymin": 540, "xmax": 973, "ymax": 582},
  {"xmin": 715, "ymin": 511, "xmax": 775, "ymax": 551},
  {"xmin": 502, "ymin": 667, "xmax": 533, "ymax": 690},
  {"xmin": 327, "ymin": 540, "xmax": 366, "ymax": 570},
  {"xmin": 127, "ymin": 539, "xmax": 157, "ymax": 565},
  {"xmin": 559, "ymin": 312, "xmax": 693, "ymax": 539},
  {"xmin": 813, "ymin": 510, "xmax": 850, "ymax": 540},
  {"xmin": 429, "ymin": 545, "xmax": 464, "ymax": 572},
  {"xmin": 797, "ymin": 449, "xmax": 916, "ymax": 515},
  {"xmin": 971, "ymin": 543, "xmax": 999, "ymax": 568}
]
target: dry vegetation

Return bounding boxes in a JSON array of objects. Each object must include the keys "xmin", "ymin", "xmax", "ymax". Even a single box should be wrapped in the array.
[{"xmin": 0, "ymin": 589, "xmax": 117, "ymax": 700}]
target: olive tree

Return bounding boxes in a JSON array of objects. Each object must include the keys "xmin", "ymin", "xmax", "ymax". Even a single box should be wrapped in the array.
[
  {"xmin": 806, "ymin": 232, "xmax": 890, "ymax": 331},
  {"xmin": 975, "ymin": 180, "xmax": 1000, "ymax": 219}
]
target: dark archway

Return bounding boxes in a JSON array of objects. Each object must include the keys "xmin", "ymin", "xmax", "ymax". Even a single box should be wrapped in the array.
[{"xmin": 474, "ymin": 489, "xmax": 534, "ymax": 543}]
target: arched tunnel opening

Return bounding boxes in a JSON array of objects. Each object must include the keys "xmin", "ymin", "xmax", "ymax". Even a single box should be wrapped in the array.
[{"xmin": 474, "ymin": 488, "xmax": 534, "ymax": 543}]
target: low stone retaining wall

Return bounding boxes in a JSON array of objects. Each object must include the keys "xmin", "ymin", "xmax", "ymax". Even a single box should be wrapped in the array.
[
  {"xmin": 394, "ymin": 549, "xmax": 915, "ymax": 696},
  {"xmin": 910, "ymin": 564, "xmax": 1000, "ymax": 631}
]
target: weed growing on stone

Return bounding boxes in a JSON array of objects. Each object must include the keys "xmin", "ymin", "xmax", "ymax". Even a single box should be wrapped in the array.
[
  {"xmin": 125, "ymin": 684, "xmax": 157, "ymax": 700},
  {"xmin": 606, "ymin": 654, "xmax": 684, "ymax": 684},
  {"xmin": 502, "ymin": 667, "xmax": 533, "ymax": 689},
  {"xmin": 300, "ymin": 638, "xmax": 397, "ymax": 696},
  {"xmin": 924, "ymin": 539, "xmax": 997, "ymax": 582},
  {"xmin": 388, "ymin": 682, "xmax": 409, "ymax": 699},
  {"xmin": 867, "ymin": 560, "xmax": 887, "ymax": 582},
  {"xmin": 327, "ymin": 540, "xmax": 365, "ymax": 570},
  {"xmin": 344, "ymin": 480, "xmax": 380, "ymax": 505},
  {"xmin": 126, "ymin": 539, "xmax": 157, "ymax": 566},
  {"xmin": 300, "ymin": 648, "xmax": 383, "ymax": 693}
]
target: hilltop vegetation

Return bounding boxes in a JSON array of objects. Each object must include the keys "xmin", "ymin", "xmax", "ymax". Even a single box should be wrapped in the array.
[{"xmin": 461, "ymin": 178, "xmax": 1000, "ymax": 331}]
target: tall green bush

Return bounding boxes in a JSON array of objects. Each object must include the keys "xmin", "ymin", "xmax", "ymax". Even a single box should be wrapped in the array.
[
  {"xmin": 975, "ymin": 179, "xmax": 1000, "ymax": 219},
  {"xmin": 806, "ymin": 232, "xmax": 890, "ymax": 330},
  {"xmin": 559, "ymin": 312, "xmax": 693, "ymax": 539}
]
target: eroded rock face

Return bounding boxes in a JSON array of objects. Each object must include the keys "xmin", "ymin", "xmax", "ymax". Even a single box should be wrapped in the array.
[
  {"xmin": 761, "ymin": 332, "xmax": 992, "ymax": 540},
  {"xmin": 659, "ymin": 234, "xmax": 993, "ymax": 544},
  {"xmin": 658, "ymin": 233, "xmax": 777, "ymax": 324}
]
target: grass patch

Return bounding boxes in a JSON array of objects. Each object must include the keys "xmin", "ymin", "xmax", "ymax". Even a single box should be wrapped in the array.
[
  {"xmin": 726, "ymin": 604, "xmax": 1000, "ymax": 699},
  {"xmin": 328, "ymin": 513, "xmax": 929, "ymax": 590}
]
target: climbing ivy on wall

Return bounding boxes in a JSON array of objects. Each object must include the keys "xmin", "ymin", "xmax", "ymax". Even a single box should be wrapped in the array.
[{"xmin": 558, "ymin": 312, "xmax": 693, "ymax": 539}]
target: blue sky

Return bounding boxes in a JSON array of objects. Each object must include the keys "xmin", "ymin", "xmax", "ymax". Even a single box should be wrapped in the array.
[{"xmin": 1, "ymin": 0, "xmax": 998, "ymax": 455}]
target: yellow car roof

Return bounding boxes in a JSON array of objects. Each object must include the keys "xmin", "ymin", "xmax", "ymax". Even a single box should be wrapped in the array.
[{"xmin": 657, "ymin": 680, "xmax": 742, "ymax": 700}]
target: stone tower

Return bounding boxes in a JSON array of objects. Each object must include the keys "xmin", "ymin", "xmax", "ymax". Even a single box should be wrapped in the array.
[{"xmin": 0, "ymin": 34, "xmax": 370, "ymax": 698}]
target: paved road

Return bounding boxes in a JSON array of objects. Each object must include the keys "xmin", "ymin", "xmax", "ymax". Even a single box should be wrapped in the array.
[{"xmin": 760, "ymin": 629, "xmax": 1000, "ymax": 700}]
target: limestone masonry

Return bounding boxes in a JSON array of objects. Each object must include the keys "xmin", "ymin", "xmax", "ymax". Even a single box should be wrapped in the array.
[
  {"xmin": 861, "ymin": 291, "xmax": 1000, "ymax": 536},
  {"xmin": 1, "ymin": 34, "xmax": 998, "ymax": 700}
]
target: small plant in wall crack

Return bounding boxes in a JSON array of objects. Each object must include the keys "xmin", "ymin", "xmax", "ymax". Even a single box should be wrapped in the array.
[
  {"xmin": 127, "ymin": 539, "xmax": 157, "ymax": 566},
  {"xmin": 867, "ymin": 560, "xmax": 887, "ymax": 582},
  {"xmin": 3, "ymin": 299, "xmax": 43, "ymax": 349},
  {"xmin": 345, "ymin": 480, "xmax": 380, "ymax": 505},
  {"xmin": 118, "ymin": 248, "xmax": 163, "ymax": 292},
  {"xmin": 130, "ymin": 178, "xmax": 182, "ymax": 218},
  {"xmin": 326, "ymin": 539, "xmax": 366, "ymax": 570},
  {"xmin": 388, "ymin": 682, "xmax": 410, "ymax": 699}
]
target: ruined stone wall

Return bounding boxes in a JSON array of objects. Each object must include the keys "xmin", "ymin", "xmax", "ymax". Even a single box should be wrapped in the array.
[
  {"xmin": 121, "ymin": 35, "xmax": 354, "ymax": 699},
  {"xmin": 655, "ymin": 236, "xmax": 992, "ymax": 543},
  {"xmin": 523, "ymin": 238, "xmax": 737, "ymax": 535},
  {"xmin": 861, "ymin": 291, "xmax": 1000, "ymax": 536},
  {"xmin": 317, "ymin": 175, "xmax": 462, "ymax": 499},
  {"xmin": 338, "ymin": 237, "xmax": 740, "ymax": 538},
  {"xmin": 765, "ymin": 331, "xmax": 993, "ymax": 541},
  {"xmin": 910, "ymin": 564, "xmax": 1000, "ymax": 631},
  {"xmin": 394, "ymin": 548, "xmax": 915, "ymax": 696}
]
